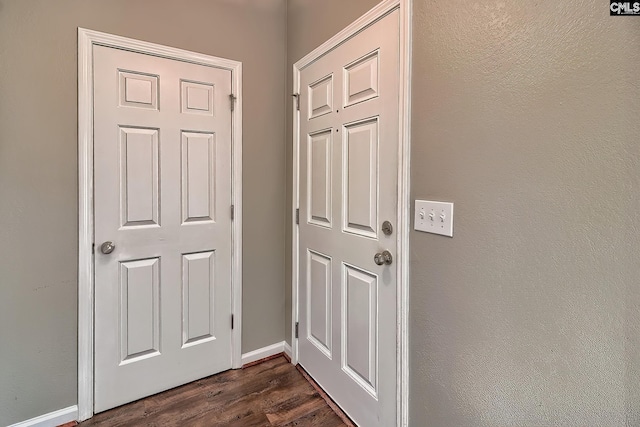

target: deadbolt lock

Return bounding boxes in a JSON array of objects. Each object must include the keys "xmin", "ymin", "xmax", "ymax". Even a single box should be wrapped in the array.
[{"xmin": 382, "ymin": 220, "xmax": 393, "ymax": 236}]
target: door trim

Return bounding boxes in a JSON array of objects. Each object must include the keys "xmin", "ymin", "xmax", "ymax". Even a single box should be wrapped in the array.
[
  {"xmin": 77, "ymin": 28, "xmax": 243, "ymax": 421},
  {"xmin": 291, "ymin": 1, "xmax": 412, "ymax": 426}
]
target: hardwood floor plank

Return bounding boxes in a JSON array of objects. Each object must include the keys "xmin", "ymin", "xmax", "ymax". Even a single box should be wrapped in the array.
[
  {"xmin": 280, "ymin": 406, "xmax": 347, "ymax": 427},
  {"xmin": 80, "ymin": 357, "xmax": 348, "ymax": 427}
]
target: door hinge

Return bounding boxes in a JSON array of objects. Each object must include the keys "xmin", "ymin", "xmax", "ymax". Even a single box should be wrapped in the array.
[
  {"xmin": 231, "ymin": 314, "xmax": 234, "ymax": 330},
  {"xmin": 296, "ymin": 208, "xmax": 300, "ymax": 225},
  {"xmin": 295, "ymin": 321, "xmax": 299, "ymax": 339},
  {"xmin": 231, "ymin": 204, "xmax": 234, "ymax": 220},
  {"xmin": 229, "ymin": 94, "xmax": 237, "ymax": 111},
  {"xmin": 92, "ymin": 243, "xmax": 95, "ymax": 255},
  {"xmin": 292, "ymin": 93, "xmax": 300, "ymax": 111}
]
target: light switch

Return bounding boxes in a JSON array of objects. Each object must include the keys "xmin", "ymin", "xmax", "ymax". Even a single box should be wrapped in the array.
[{"xmin": 414, "ymin": 200, "xmax": 453, "ymax": 237}]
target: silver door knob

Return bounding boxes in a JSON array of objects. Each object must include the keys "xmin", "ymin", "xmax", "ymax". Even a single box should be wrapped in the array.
[
  {"xmin": 100, "ymin": 241, "xmax": 116, "ymax": 255},
  {"xmin": 374, "ymin": 250, "xmax": 393, "ymax": 266}
]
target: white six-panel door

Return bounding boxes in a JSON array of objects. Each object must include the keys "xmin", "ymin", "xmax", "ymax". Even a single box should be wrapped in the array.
[
  {"xmin": 297, "ymin": 10, "xmax": 400, "ymax": 427},
  {"xmin": 93, "ymin": 45, "xmax": 233, "ymax": 412}
]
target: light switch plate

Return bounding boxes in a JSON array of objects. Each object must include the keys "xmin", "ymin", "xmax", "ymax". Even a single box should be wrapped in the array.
[{"xmin": 414, "ymin": 200, "xmax": 454, "ymax": 237}]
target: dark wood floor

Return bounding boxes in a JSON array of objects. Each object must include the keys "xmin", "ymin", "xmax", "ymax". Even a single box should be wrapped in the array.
[{"xmin": 79, "ymin": 356, "xmax": 349, "ymax": 427}]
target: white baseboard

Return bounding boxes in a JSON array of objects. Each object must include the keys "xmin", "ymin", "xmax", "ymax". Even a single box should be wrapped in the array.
[
  {"xmin": 284, "ymin": 341, "xmax": 292, "ymax": 359},
  {"xmin": 241, "ymin": 341, "xmax": 286, "ymax": 366},
  {"xmin": 8, "ymin": 405, "xmax": 78, "ymax": 427}
]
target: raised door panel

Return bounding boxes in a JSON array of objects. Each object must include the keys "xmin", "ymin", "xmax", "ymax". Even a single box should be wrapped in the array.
[
  {"xmin": 181, "ymin": 80, "xmax": 215, "ymax": 116},
  {"xmin": 119, "ymin": 71, "xmax": 159, "ymax": 110},
  {"xmin": 181, "ymin": 132, "xmax": 216, "ymax": 224},
  {"xmin": 343, "ymin": 51, "xmax": 379, "ymax": 107},
  {"xmin": 342, "ymin": 264, "xmax": 377, "ymax": 397},
  {"xmin": 343, "ymin": 119, "xmax": 378, "ymax": 237},
  {"xmin": 119, "ymin": 127, "xmax": 160, "ymax": 228},
  {"xmin": 307, "ymin": 130, "xmax": 332, "ymax": 227},
  {"xmin": 308, "ymin": 74, "xmax": 333, "ymax": 119},
  {"xmin": 119, "ymin": 258, "xmax": 161, "ymax": 364},
  {"xmin": 182, "ymin": 251, "xmax": 216, "ymax": 347},
  {"xmin": 307, "ymin": 250, "xmax": 332, "ymax": 358}
]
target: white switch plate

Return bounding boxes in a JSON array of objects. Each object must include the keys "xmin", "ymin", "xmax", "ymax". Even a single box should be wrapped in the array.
[{"xmin": 414, "ymin": 200, "xmax": 454, "ymax": 237}]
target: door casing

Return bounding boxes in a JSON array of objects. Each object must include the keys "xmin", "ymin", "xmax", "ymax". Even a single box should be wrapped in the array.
[
  {"xmin": 291, "ymin": 1, "xmax": 412, "ymax": 426},
  {"xmin": 77, "ymin": 28, "xmax": 243, "ymax": 421}
]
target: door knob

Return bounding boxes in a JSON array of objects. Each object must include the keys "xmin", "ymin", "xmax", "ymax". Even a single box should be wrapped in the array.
[
  {"xmin": 100, "ymin": 241, "xmax": 116, "ymax": 255},
  {"xmin": 374, "ymin": 250, "xmax": 393, "ymax": 266}
]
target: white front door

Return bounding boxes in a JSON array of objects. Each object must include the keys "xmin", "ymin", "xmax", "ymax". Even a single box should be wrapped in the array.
[
  {"xmin": 93, "ymin": 45, "xmax": 233, "ymax": 412},
  {"xmin": 297, "ymin": 10, "xmax": 400, "ymax": 427}
]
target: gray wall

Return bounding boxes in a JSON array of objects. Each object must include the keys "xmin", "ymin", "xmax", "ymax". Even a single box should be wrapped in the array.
[
  {"xmin": 410, "ymin": 0, "xmax": 640, "ymax": 425},
  {"xmin": 284, "ymin": 0, "xmax": 382, "ymax": 345},
  {"xmin": 0, "ymin": 0, "xmax": 286, "ymax": 424}
]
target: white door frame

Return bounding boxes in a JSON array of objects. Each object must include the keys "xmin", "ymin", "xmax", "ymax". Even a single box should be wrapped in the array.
[
  {"xmin": 77, "ymin": 28, "xmax": 243, "ymax": 421},
  {"xmin": 291, "ymin": 1, "xmax": 412, "ymax": 426}
]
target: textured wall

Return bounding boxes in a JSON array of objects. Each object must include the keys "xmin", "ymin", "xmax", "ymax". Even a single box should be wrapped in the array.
[
  {"xmin": 410, "ymin": 0, "xmax": 640, "ymax": 425},
  {"xmin": 3, "ymin": 0, "xmax": 639, "ymax": 424},
  {"xmin": 284, "ymin": 0, "xmax": 382, "ymax": 345},
  {"xmin": 0, "ymin": 0, "xmax": 285, "ymax": 424}
]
